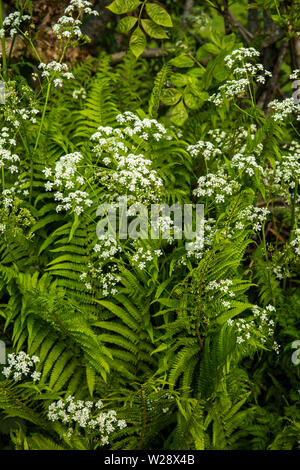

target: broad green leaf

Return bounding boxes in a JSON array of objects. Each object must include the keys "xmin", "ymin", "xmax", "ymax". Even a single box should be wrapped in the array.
[
  {"xmin": 169, "ymin": 99, "xmax": 188, "ymax": 126},
  {"xmin": 222, "ymin": 32, "xmax": 236, "ymax": 49},
  {"xmin": 141, "ymin": 19, "xmax": 169, "ymax": 39},
  {"xmin": 107, "ymin": 0, "xmax": 141, "ymax": 14},
  {"xmin": 184, "ymin": 92, "xmax": 203, "ymax": 110},
  {"xmin": 170, "ymin": 54, "xmax": 194, "ymax": 68},
  {"xmin": 213, "ymin": 66, "xmax": 229, "ymax": 82},
  {"xmin": 129, "ymin": 26, "xmax": 146, "ymax": 58},
  {"xmin": 146, "ymin": 3, "xmax": 173, "ymax": 27},
  {"xmin": 116, "ymin": 16, "xmax": 138, "ymax": 34},
  {"xmin": 170, "ymin": 73, "xmax": 189, "ymax": 87},
  {"xmin": 204, "ymin": 43, "xmax": 220, "ymax": 55},
  {"xmin": 161, "ymin": 88, "xmax": 182, "ymax": 105},
  {"xmin": 86, "ymin": 366, "xmax": 95, "ymax": 397},
  {"xmin": 154, "ymin": 297, "xmax": 179, "ymax": 308}
]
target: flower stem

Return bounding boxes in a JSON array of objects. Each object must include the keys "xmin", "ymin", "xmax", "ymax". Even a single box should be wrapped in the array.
[{"xmin": 0, "ymin": 0, "xmax": 7, "ymax": 79}]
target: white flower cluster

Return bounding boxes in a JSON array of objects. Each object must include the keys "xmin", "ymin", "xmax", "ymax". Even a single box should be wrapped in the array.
[
  {"xmin": 38, "ymin": 62, "xmax": 74, "ymax": 88},
  {"xmin": 91, "ymin": 235, "xmax": 123, "ymax": 296},
  {"xmin": 186, "ymin": 217, "xmax": 216, "ymax": 259},
  {"xmin": 290, "ymin": 228, "xmax": 300, "ymax": 256},
  {"xmin": 48, "ymin": 396, "xmax": 126, "ymax": 445},
  {"xmin": 43, "ymin": 152, "xmax": 93, "ymax": 216},
  {"xmin": 151, "ymin": 215, "xmax": 176, "ymax": 243},
  {"xmin": 225, "ymin": 47, "xmax": 271, "ymax": 83},
  {"xmin": 231, "ymin": 153, "xmax": 264, "ymax": 176},
  {"xmin": 72, "ymin": 87, "xmax": 87, "ymax": 100},
  {"xmin": 2, "ymin": 351, "xmax": 41, "ymax": 382},
  {"xmin": 94, "ymin": 234, "xmax": 122, "ymax": 261},
  {"xmin": 263, "ymin": 143, "xmax": 300, "ymax": 202},
  {"xmin": 187, "ymin": 140, "xmax": 222, "ymax": 160},
  {"xmin": 207, "ymin": 125, "xmax": 258, "ymax": 154},
  {"xmin": 53, "ymin": 0, "xmax": 99, "ymax": 40},
  {"xmin": 268, "ymin": 98, "xmax": 300, "ymax": 122},
  {"xmin": 3, "ymin": 105, "xmax": 39, "ymax": 129},
  {"xmin": 274, "ymin": 154, "xmax": 300, "ymax": 190},
  {"xmin": 91, "ymin": 119, "xmax": 164, "ymax": 204},
  {"xmin": 116, "ymin": 111, "xmax": 173, "ymax": 143},
  {"xmin": 132, "ymin": 247, "xmax": 163, "ymax": 270},
  {"xmin": 1, "ymin": 188, "xmax": 14, "ymax": 210},
  {"xmin": 80, "ymin": 263, "xmax": 121, "ymax": 296},
  {"xmin": 270, "ymin": 265, "xmax": 291, "ymax": 281},
  {"xmin": 1, "ymin": 181, "xmax": 30, "ymax": 211},
  {"xmin": 228, "ymin": 304, "xmax": 279, "ymax": 353},
  {"xmin": 206, "ymin": 279, "xmax": 235, "ymax": 308},
  {"xmin": 209, "ymin": 79, "xmax": 250, "ymax": 105},
  {"xmin": 237, "ymin": 206, "xmax": 270, "ymax": 232},
  {"xmin": 193, "ymin": 172, "xmax": 240, "ymax": 203},
  {"xmin": 290, "ymin": 69, "xmax": 300, "ymax": 80},
  {"xmin": 0, "ymin": 11, "xmax": 31, "ymax": 38},
  {"xmin": 224, "ymin": 47, "xmax": 260, "ymax": 67},
  {"xmin": 210, "ymin": 47, "xmax": 271, "ymax": 105},
  {"xmin": 147, "ymin": 388, "xmax": 173, "ymax": 413},
  {"xmin": 0, "ymin": 127, "xmax": 20, "ymax": 174},
  {"xmin": 206, "ymin": 279, "xmax": 235, "ymax": 295}
]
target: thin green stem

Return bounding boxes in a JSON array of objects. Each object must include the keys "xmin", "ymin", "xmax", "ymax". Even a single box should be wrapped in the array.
[
  {"xmin": 7, "ymin": 0, "xmax": 30, "ymax": 68},
  {"xmin": 138, "ymin": 0, "xmax": 148, "ymax": 24},
  {"xmin": 0, "ymin": 0, "xmax": 7, "ymax": 79},
  {"xmin": 33, "ymin": 82, "xmax": 51, "ymax": 153},
  {"xmin": 1, "ymin": 165, "xmax": 4, "ymax": 192},
  {"xmin": 289, "ymin": 180, "xmax": 298, "ymax": 241},
  {"xmin": 30, "ymin": 81, "xmax": 51, "ymax": 201}
]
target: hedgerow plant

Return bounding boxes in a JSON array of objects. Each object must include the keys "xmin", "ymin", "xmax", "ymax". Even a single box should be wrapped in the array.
[{"xmin": 0, "ymin": 0, "xmax": 299, "ymax": 451}]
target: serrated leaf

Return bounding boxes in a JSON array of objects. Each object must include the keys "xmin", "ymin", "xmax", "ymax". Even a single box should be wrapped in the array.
[
  {"xmin": 169, "ymin": 99, "xmax": 188, "ymax": 126},
  {"xmin": 146, "ymin": 3, "xmax": 173, "ymax": 27},
  {"xmin": 116, "ymin": 16, "xmax": 138, "ymax": 34},
  {"xmin": 204, "ymin": 43, "xmax": 220, "ymax": 55},
  {"xmin": 161, "ymin": 88, "xmax": 182, "ymax": 105},
  {"xmin": 184, "ymin": 92, "xmax": 202, "ymax": 110},
  {"xmin": 141, "ymin": 19, "xmax": 169, "ymax": 39},
  {"xmin": 150, "ymin": 343, "xmax": 168, "ymax": 355},
  {"xmin": 170, "ymin": 73, "xmax": 189, "ymax": 87},
  {"xmin": 129, "ymin": 26, "xmax": 146, "ymax": 58},
  {"xmin": 107, "ymin": 0, "xmax": 141, "ymax": 14},
  {"xmin": 184, "ymin": 89, "xmax": 208, "ymax": 109},
  {"xmin": 86, "ymin": 366, "xmax": 95, "ymax": 397}
]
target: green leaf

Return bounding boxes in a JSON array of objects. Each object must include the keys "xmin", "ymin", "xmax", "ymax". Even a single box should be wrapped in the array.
[
  {"xmin": 146, "ymin": 3, "xmax": 173, "ymax": 27},
  {"xmin": 69, "ymin": 213, "xmax": 80, "ymax": 242},
  {"xmin": 86, "ymin": 366, "xmax": 95, "ymax": 397},
  {"xmin": 161, "ymin": 87, "xmax": 182, "ymax": 105},
  {"xmin": 150, "ymin": 343, "xmax": 168, "ymax": 356},
  {"xmin": 170, "ymin": 73, "xmax": 189, "ymax": 87},
  {"xmin": 141, "ymin": 19, "xmax": 169, "ymax": 39},
  {"xmin": 107, "ymin": 0, "xmax": 141, "ymax": 14},
  {"xmin": 204, "ymin": 43, "xmax": 220, "ymax": 55},
  {"xmin": 170, "ymin": 54, "xmax": 194, "ymax": 68},
  {"xmin": 213, "ymin": 66, "xmax": 229, "ymax": 82},
  {"xmin": 184, "ymin": 92, "xmax": 203, "ymax": 110},
  {"xmin": 169, "ymin": 99, "xmax": 188, "ymax": 126},
  {"xmin": 116, "ymin": 16, "xmax": 138, "ymax": 34},
  {"xmin": 129, "ymin": 26, "xmax": 146, "ymax": 58}
]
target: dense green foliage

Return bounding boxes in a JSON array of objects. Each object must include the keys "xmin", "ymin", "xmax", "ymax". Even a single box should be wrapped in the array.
[{"xmin": 0, "ymin": 0, "xmax": 299, "ymax": 450}]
